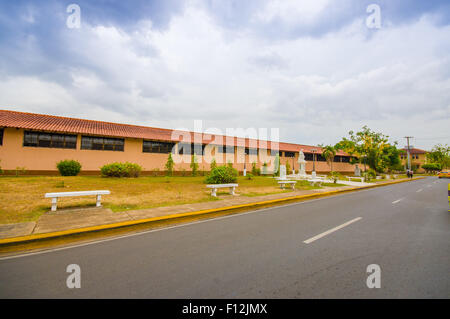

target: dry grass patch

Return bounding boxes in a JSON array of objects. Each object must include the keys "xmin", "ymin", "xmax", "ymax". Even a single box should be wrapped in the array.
[{"xmin": 0, "ymin": 175, "xmax": 320, "ymax": 224}]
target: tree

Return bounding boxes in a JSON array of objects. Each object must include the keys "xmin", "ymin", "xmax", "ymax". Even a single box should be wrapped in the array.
[
  {"xmin": 274, "ymin": 154, "xmax": 280, "ymax": 176},
  {"xmin": 251, "ymin": 162, "xmax": 259, "ymax": 176},
  {"xmin": 285, "ymin": 160, "xmax": 291, "ymax": 175},
  {"xmin": 380, "ymin": 144, "xmax": 401, "ymax": 172},
  {"xmin": 190, "ymin": 154, "xmax": 199, "ymax": 176},
  {"xmin": 210, "ymin": 158, "xmax": 217, "ymax": 171},
  {"xmin": 421, "ymin": 163, "xmax": 442, "ymax": 173},
  {"xmin": 165, "ymin": 153, "xmax": 174, "ymax": 176},
  {"xmin": 426, "ymin": 144, "xmax": 450, "ymax": 169},
  {"xmin": 319, "ymin": 144, "xmax": 336, "ymax": 172},
  {"xmin": 335, "ymin": 126, "xmax": 396, "ymax": 173}
]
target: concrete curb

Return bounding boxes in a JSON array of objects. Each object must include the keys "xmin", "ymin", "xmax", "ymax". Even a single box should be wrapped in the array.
[{"xmin": 0, "ymin": 177, "xmax": 426, "ymax": 246}]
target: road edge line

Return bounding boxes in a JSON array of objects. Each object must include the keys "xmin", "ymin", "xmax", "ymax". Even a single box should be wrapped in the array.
[{"xmin": 0, "ymin": 177, "xmax": 426, "ymax": 246}]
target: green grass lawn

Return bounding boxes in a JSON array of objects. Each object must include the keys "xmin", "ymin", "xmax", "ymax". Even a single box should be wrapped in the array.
[{"xmin": 0, "ymin": 175, "xmax": 332, "ymax": 224}]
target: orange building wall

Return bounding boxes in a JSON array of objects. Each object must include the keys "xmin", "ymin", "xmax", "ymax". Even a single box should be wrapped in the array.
[
  {"xmin": 0, "ymin": 128, "xmax": 358, "ymax": 174},
  {"xmin": 400, "ymin": 153, "xmax": 427, "ymax": 173}
]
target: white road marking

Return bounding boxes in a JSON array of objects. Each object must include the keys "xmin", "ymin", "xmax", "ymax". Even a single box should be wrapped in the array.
[
  {"xmin": 0, "ymin": 184, "xmax": 404, "ymax": 261},
  {"xmin": 416, "ymin": 189, "xmax": 423, "ymax": 193},
  {"xmin": 392, "ymin": 198, "xmax": 403, "ymax": 204},
  {"xmin": 303, "ymin": 217, "xmax": 362, "ymax": 244}
]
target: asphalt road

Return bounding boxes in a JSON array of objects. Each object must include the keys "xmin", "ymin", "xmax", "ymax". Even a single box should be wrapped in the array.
[{"xmin": 0, "ymin": 177, "xmax": 449, "ymax": 298}]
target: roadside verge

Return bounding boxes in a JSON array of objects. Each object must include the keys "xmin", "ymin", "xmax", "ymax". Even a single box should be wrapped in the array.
[{"xmin": 0, "ymin": 177, "xmax": 426, "ymax": 248}]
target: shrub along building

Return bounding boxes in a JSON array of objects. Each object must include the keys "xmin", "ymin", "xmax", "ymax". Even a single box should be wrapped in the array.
[{"xmin": 0, "ymin": 110, "xmax": 359, "ymax": 175}]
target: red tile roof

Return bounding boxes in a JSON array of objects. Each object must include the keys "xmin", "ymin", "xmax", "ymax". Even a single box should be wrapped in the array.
[
  {"xmin": 401, "ymin": 148, "xmax": 428, "ymax": 154},
  {"xmin": 0, "ymin": 109, "xmax": 349, "ymax": 155}
]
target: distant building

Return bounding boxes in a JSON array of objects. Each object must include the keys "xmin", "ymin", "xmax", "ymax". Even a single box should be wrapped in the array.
[
  {"xmin": 0, "ymin": 110, "xmax": 359, "ymax": 175},
  {"xmin": 400, "ymin": 148, "xmax": 428, "ymax": 173}
]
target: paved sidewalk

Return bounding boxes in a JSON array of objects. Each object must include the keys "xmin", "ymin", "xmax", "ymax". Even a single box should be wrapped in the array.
[
  {"xmin": 0, "ymin": 177, "xmax": 420, "ymax": 240},
  {"xmin": 0, "ymin": 185, "xmax": 352, "ymax": 239}
]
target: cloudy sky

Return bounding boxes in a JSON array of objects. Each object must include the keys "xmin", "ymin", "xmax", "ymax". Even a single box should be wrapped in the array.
[{"xmin": 1, "ymin": 0, "xmax": 449, "ymax": 149}]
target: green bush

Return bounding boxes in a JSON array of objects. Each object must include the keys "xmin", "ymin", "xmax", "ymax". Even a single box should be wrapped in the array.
[
  {"xmin": 205, "ymin": 165, "xmax": 238, "ymax": 184},
  {"xmin": 190, "ymin": 154, "xmax": 199, "ymax": 176},
  {"xmin": 251, "ymin": 162, "xmax": 260, "ymax": 176},
  {"xmin": 100, "ymin": 162, "xmax": 142, "ymax": 177},
  {"xmin": 367, "ymin": 169, "xmax": 376, "ymax": 179},
  {"xmin": 57, "ymin": 160, "xmax": 82, "ymax": 176},
  {"xmin": 152, "ymin": 168, "xmax": 160, "ymax": 176},
  {"xmin": 210, "ymin": 158, "xmax": 217, "ymax": 171},
  {"xmin": 15, "ymin": 166, "xmax": 27, "ymax": 177},
  {"xmin": 328, "ymin": 171, "xmax": 341, "ymax": 183},
  {"xmin": 285, "ymin": 161, "xmax": 291, "ymax": 175},
  {"xmin": 165, "ymin": 153, "xmax": 174, "ymax": 176},
  {"xmin": 246, "ymin": 173, "xmax": 254, "ymax": 180},
  {"xmin": 422, "ymin": 163, "xmax": 442, "ymax": 172}
]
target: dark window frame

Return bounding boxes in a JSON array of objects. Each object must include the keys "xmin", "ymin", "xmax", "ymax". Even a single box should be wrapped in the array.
[
  {"xmin": 0, "ymin": 128, "xmax": 3, "ymax": 146},
  {"xmin": 23, "ymin": 130, "xmax": 77, "ymax": 149},
  {"xmin": 143, "ymin": 140, "xmax": 175, "ymax": 154},
  {"xmin": 284, "ymin": 151, "xmax": 295, "ymax": 158},
  {"xmin": 178, "ymin": 143, "xmax": 205, "ymax": 156},
  {"xmin": 81, "ymin": 135, "xmax": 124, "ymax": 152},
  {"xmin": 244, "ymin": 147, "xmax": 258, "ymax": 156},
  {"xmin": 217, "ymin": 145, "xmax": 235, "ymax": 154}
]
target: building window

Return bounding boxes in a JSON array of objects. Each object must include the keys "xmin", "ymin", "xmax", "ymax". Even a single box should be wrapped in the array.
[
  {"xmin": 304, "ymin": 153, "xmax": 314, "ymax": 161},
  {"xmin": 257, "ymin": 149, "xmax": 277, "ymax": 156},
  {"xmin": 0, "ymin": 128, "xmax": 3, "ymax": 146},
  {"xmin": 23, "ymin": 131, "xmax": 77, "ymax": 149},
  {"xmin": 285, "ymin": 151, "xmax": 295, "ymax": 158},
  {"xmin": 178, "ymin": 143, "xmax": 205, "ymax": 155},
  {"xmin": 218, "ymin": 145, "xmax": 235, "ymax": 154},
  {"xmin": 341, "ymin": 156, "xmax": 350, "ymax": 163},
  {"xmin": 143, "ymin": 140, "xmax": 175, "ymax": 154},
  {"xmin": 81, "ymin": 136, "xmax": 124, "ymax": 151},
  {"xmin": 245, "ymin": 148, "xmax": 258, "ymax": 155}
]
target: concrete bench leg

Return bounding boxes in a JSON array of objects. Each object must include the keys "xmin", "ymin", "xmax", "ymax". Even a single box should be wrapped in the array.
[
  {"xmin": 51, "ymin": 198, "xmax": 57, "ymax": 212},
  {"xmin": 291, "ymin": 183, "xmax": 295, "ymax": 190},
  {"xmin": 211, "ymin": 188, "xmax": 217, "ymax": 197},
  {"xmin": 230, "ymin": 187, "xmax": 235, "ymax": 195},
  {"xmin": 96, "ymin": 194, "xmax": 102, "ymax": 207}
]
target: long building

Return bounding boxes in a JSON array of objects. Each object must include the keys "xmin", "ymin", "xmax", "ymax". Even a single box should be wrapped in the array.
[{"xmin": 0, "ymin": 110, "xmax": 358, "ymax": 175}]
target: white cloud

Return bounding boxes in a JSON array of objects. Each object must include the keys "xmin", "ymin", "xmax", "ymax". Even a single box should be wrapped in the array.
[
  {"xmin": 1, "ymin": 4, "xmax": 449, "ymax": 149},
  {"xmin": 253, "ymin": 0, "xmax": 330, "ymax": 25}
]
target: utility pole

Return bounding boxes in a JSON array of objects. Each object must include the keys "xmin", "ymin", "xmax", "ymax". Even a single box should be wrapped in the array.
[{"xmin": 404, "ymin": 136, "xmax": 413, "ymax": 171}]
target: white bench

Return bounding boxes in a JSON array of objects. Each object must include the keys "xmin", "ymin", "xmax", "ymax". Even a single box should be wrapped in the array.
[
  {"xmin": 346, "ymin": 176, "xmax": 364, "ymax": 183},
  {"xmin": 278, "ymin": 180, "xmax": 297, "ymax": 190},
  {"xmin": 307, "ymin": 179, "xmax": 323, "ymax": 187},
  {"xmin": 45, "ymin": 190, "xmax": 111, "ymax": 211},
  {"xmin": 206, "ymin": 184, "xmax": 238, "ymax": 197}
]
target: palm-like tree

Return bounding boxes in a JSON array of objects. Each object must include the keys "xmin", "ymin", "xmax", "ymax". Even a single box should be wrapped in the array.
[{"xmin": 320, "ymin": 144, "xmax": 337, "ymax": 172}]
